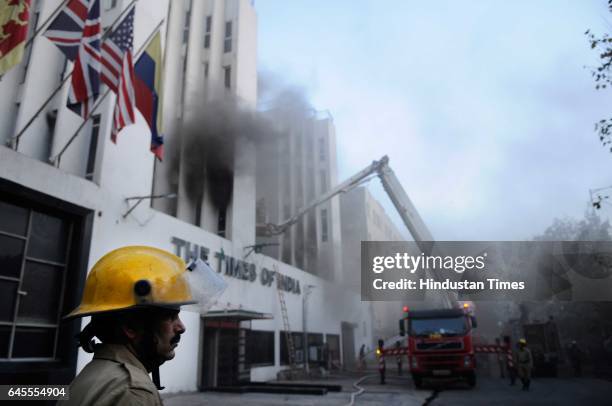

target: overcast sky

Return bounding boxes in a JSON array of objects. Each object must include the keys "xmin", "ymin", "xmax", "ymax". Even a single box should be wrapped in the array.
[{"xmin": 256, "ymin": 0, "xmax": 612, "ymax": 241}]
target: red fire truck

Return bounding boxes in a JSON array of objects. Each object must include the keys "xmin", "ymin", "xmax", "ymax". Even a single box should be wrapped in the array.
[{"xmin": 398, "ymin": 305, "xmax": 478, "ymax": 388}]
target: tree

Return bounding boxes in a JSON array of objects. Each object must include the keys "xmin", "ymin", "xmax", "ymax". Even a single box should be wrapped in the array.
[
  {"xmin": 586, "ymin": 0, "xmax": 612, "ymax": 150},
  {"xmin": 533, "ymin": 209, "xmax": 611, "ymax": 241},
  {"xmin": 528, "ymin": 210, "xmax": 612, "ymax": 355}
]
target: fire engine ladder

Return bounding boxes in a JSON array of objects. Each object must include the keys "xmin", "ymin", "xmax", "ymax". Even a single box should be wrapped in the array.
[{"xmin": 276, "ymin": 268, "xmax": 298, "ymax": 376}]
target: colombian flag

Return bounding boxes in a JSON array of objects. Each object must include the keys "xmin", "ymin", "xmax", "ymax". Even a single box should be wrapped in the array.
[
  {"xmin": 0, "ymin": 0, "xmax": 31, "ymax": 75},
  {"xmin": 134, "ymin": 31, "xmax": 164, "ymax": 160}
]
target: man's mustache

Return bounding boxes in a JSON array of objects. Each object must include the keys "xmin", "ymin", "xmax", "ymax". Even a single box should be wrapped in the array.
[{"xmin": 170, "ymin": 335, "xmax": 181, "ymax": 345}]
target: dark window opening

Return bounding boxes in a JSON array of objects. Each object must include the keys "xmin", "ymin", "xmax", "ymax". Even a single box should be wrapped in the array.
[
  {"xmin": 307, "ymin": 333, "xmax": 324, "ymax": 364},
  {"xmin": 224, "ymin": 21, "xmax": 232, "ymax": 53},
  {"xmin": 326, "ymin": 334, "xmax": 341, "ymax": 365},
  {"xmin": 246, "ymin": 330, "xmax": 274, "ymax": 366},
  {"xmin": 0, "ymin": 198, "xmax": 71, "ymax": 360},
  {"xmin": 280, "ymin": 331, "xmax": 304, "ymax": 365},
  {"xmin": 104, "ymin": 0, "xmax": 118, "ymax": 10},
  {"xmin": 0, "ymin": 186, "xmax": 91, "ymax": 386},
  {"xmin": 195, "ymin": 199, "xmax": 202, "ymax": 227},
  {"xmin": 224, "ymin": 66, "xmax": 231, "ymax": 89},
  {"xmin": 183, "ymin": 0, "xmax": 192, "ymax": 44},
  {"xmin": 204, "ymin": 15, "xmax": 211, "ymax": 48},
  {"xmin": 85, "ymin": 115, "xmax": 101, "ymax": 180},
  {"xmin": 45, "ymin": 109, "xmax": 58, "ymax": 162},
  {"xmin": 217, "ymin": 208, "xmax": 226, "ymax": 238},
  {"xmin": 321, "ymin": 209, "xmax": 328, "ymax": 242}
]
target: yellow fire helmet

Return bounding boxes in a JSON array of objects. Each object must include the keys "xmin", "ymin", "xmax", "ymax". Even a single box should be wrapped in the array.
[
  {"xmin": 65, "ymin": 246, "xmax": 226, "ymax": 319},
  {"xmin": 519, "ymin": 338, "xmax": 527, "ymax": 345}
]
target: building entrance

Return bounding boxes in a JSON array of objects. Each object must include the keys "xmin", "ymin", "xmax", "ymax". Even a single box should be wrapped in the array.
[
  {"xmin": 341, "ymin": 322, "xmax": 356, "ymax": 369},
  {"xmin": 200, "ymin": 310, "xmax": 272, "ymax": 389}
]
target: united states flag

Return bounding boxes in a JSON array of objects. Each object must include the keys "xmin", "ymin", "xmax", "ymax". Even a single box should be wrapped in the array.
[
  {"xmin": 44, "ymin": 0, "xmax": 101, "ymax": 117},
  {"xmin": 101, "ymin": 6, "xmax": 135, "ymax": 142}
]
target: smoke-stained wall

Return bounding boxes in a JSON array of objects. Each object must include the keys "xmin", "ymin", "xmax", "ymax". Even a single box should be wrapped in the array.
[
  {"xmin": 151, "ymin": 0, "xmax": 258, "ymax": 248},
  {"xmin": 255, "ymin": 101, "xmax": 343, "ymax": 282}
]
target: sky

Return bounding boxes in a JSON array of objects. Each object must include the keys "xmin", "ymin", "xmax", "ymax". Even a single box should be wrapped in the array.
[{"xmin": 255, "ymin": 0, "xmax": 612, "ymax": 241}]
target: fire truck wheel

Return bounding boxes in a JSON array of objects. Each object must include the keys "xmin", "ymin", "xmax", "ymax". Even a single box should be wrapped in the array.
[
  {"xmin": 466, "ymin": 371, "xmax": 476, "ymax": 388},
  {"xmin": 412, "ymin": 374, "xmax": 423, "ymax": 389}
]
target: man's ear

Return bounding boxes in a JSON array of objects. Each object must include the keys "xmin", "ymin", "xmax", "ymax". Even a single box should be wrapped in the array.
[{"xmin": 122, "ymin": 324, "xmax": 142, "ymax": 341}]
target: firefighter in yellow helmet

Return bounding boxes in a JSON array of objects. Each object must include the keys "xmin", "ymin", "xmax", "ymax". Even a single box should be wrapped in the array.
[
  {"xmin": 61, "ymin": 246, "xmax": 223, "ymax": 406},
  {"xmin": 516, "ymin": 338, "xmax": 533, "ymax": 391}
]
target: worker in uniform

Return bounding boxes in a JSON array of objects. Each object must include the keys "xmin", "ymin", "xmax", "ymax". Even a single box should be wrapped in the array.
[
  {"xmin": 567, "ymin": 341, "xmax": 583, "ymax": 377},
  {"xmin": 516, "ymin": 338, "xmax": 533, "ymax": 391},
  {"xmin": 358, "ymin": 344, "xmax": 367, "ymax": 371},
  {"xmin": 495, "ymin": 337, "xmax": 505, "ymax": 378},
  {"xmin": 503, "ymin": 336, "xmax": 517, "ymax": 386},
  {"xmin": 62, "ymin": 246, "xmax": 225, "ymax": 406},
  {"xmin": 377, "ymin": 339, "xmax": 386, "ymax": 384},
  {"xmin": 395, "ymin": 341, "xmax": 403, "ymax": 376}
]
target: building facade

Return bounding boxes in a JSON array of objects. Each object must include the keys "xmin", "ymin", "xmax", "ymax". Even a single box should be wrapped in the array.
[
  {"xmin": 340, "ymin": 187, "xmax": 405, "ymax": 341},
  {"xmin": 254, "ymin": 109, "xmax": 343, "ymax": 282},
  {"xmin": 0, "ymin": 0, "xmax": 371, "ymax": 392}
]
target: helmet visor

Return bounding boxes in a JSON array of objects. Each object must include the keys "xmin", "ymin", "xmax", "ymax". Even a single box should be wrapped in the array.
[{"xmin": 183, "ymin": 258, "xmax": 227, "ymax": 314}]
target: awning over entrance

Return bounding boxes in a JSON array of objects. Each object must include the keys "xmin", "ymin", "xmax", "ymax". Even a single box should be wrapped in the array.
[{"xmin": 203, "ymin": 309, "xmax": 273, "ymax": 321}]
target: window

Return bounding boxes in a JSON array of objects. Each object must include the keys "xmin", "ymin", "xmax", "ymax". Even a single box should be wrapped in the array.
[
  {"xmin": 85, "ymin": 115, "xmax": 101, "ymax": 180},
  {"xmin": 307, "ymin": 333, "xmax": 324, "ymax": 362},
  {"xmin": 224, "ymin": 66, "xmax": 231, "ymax": 89},
  {"xmin": 224, "ymin": 21, "xmax": 232, "ymax": 53},
  {"xmin": 217, "ymin": 208, "xmax": 226, "ymax": 238},
  {"xmin": 183, "ymin": 0, "xmax": 192, "ymax": 44},
  {"xmin": 204, "ymin": 62, "xmax": 209, "ymax": 78},
  {"xmin": 246, "ymin": 330, "xmax": 274, "ymax": 366},
  {"xmin": 45, "ymin": 109, "xmax": 58, "ymax": 162},
  {"xmin": 204, "ymin": 15, "xmax": 211, "ymax": 48},
  {"xmin": 0, "ymin": 188, "xmax": 91, "ymax": 384},
  {"xmin": 321, "ymin": 209, "xmax": 328, "ymax": 242},
  {"xmin": 326, "ymin": 334, "xmax": 341, "ymax": 364},
  {"xmin": 104, "ymin": 0, "xmax": 118, "ymax": 10},
  {"xmin": 0, "ymin": 201, "xmax": 71, "ymax": 360},
  {"xmin": 280, "ymin": 331, "xmax": 303, "ymax": 365}
]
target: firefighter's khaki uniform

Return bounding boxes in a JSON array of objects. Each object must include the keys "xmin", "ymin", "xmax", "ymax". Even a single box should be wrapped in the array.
[
  {"xmin": 517, "ymin": 347, "xmax": 533, "ymax": 380},
  {"xmin": 62, "ymin": 343, "xmax": 162, "ymax": 406}
]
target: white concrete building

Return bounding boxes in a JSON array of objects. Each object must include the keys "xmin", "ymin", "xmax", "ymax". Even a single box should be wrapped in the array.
[
  {"xmin": 340, "ymin": 187, "xmax": 406, "ymax": 341},
  {"xmin": 0, "ymin": 0, "xmax": 372, "ymax": 393},
  {"xmin": 255, "ymin": 109, "xmax": 343, "ymax": 283}
]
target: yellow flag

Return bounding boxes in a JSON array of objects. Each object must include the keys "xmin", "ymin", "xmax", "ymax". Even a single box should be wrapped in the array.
[{"xmin": 0, "ymin": 0, "xmax": 31, "ymax": 75}]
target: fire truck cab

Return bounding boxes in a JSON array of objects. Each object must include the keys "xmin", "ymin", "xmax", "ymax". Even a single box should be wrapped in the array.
[{"xmin": 400, "ymin": 307, "xmax": 477, "ymax": 388}]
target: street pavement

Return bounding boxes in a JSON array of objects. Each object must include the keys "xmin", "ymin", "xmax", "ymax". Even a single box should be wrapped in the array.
[
  {"xmin": 163, "ymin": 371, "xmax": 611, "ymax": 406},
  {"xmin": 429, "ymin": 375, "xmax": 611, "ymax": 406}
]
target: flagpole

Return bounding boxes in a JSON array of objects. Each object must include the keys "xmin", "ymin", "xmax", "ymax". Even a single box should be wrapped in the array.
[
  {"xmin": 8, "ymin": 0, "xmax": 139, "ymax": 150},
  {"xmin": 51, "ymin": 19, "xmax": 165, "ymax": 167}
]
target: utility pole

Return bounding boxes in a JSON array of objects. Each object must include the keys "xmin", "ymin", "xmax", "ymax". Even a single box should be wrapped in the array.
[{"xmin": 302, "ymin": 284, "xmax": 315, "ymax": 374}]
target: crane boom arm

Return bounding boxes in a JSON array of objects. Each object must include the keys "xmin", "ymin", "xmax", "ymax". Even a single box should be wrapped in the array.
[
  {"xmin": 261, "ymin": 157, "xmax": 387, "ymax": 235},
  {"xmin": 377, "ymin": 159, "xmax": 434, "ymax": 244},
  {"xmin": 259, "ymin": 155, "xmax": 455, "ymax": 307},
  {"xmin": 260, "ymin": 155, "xmax": 434, "ymax": 248}
]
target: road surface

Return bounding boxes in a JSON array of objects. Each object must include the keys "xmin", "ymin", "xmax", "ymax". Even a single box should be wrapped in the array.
[{"xmin": 163, "ymin": 372, "xmax": 611, "ymax": 405}]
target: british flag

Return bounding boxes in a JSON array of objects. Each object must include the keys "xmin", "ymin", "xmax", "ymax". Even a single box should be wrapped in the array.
[
  {"xmin": 44, "ymin": 0, "xmax": 101, "ymax": 117},
  {"xmin": 101, "ymin": 6, "xmax": 135, "ymax": 142}
]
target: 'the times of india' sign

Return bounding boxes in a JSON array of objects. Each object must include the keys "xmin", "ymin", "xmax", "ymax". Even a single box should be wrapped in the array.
[{"xmin": 171, "ymin": 237, "xmax": 301, "ymax": 295}]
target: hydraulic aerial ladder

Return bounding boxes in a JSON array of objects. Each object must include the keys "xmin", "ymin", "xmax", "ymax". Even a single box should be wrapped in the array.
[{"xmin": 258, "ymin": 156, "xmax": 455, "ymax": 308}]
